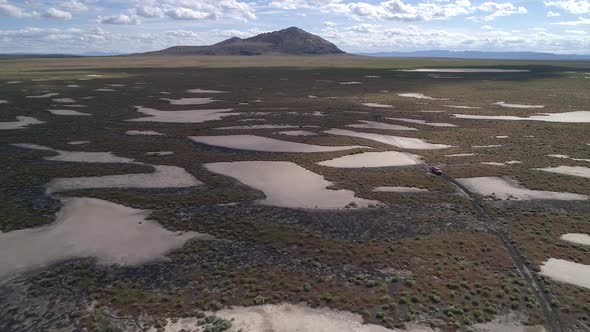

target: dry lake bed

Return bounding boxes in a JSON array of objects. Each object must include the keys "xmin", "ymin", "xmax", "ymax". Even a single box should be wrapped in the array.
[{"xmin": 0, "ymin": 56, "xmax": 589, "ymax": 332}]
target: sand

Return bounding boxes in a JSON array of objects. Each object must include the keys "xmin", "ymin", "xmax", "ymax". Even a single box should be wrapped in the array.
[
  {"xmin": 151, "ymin": 303, "xmax": 433, "ymax": 332},
  {"xmin": 95, "ymin": 88, "xmax": 116, "ymax": 92},
  {"xmin": 444, "ymin": 105, "xmax": 482, "ymax": 109},
  {"xmin": 325, "ymin": 129, "xmax": 452, "ymax": 150},
  {"xmin": 400, "ymin": 68, "xmax": 530, "ymax": 73},
  {"xmin": 276, "ymin": 130, "xmax": 318, "ymax": 136},
  {"xmin": 126, "ymin": 130, "xmax": 166, "ymax": 136},
  {"xmin": 362, "ymin": 103, "xmax": 394, "ymax": 109},
  {"xmin": 446, "ymin": 153, "xmax": 477, "ymax": 157},
  {"xmin": 0, "ymin": 197, "xmax": 208, "ymax": 282},
  {"xmin": 127, "ymin": 106, "xmax": 239, "ymax": 123},
  {"xmin": 481, "ymin": 161, "xmax": 521, "ymax": 166},
  {"xmin": 12, "ymin": 143, "xmax": 136, "ymax": 164},
  {"xmin": 68, "ymin": 141, "xmax": 90, "ymax": 145},
  {"xmin": 548, "ymin": 154, "xmax": 590, "ymax": 163},
  {"xmin": 472, "ymin": 312, "xmax": 546, "ymax": 332},
  {"xmin": 187, "ymin": 88, "xmax": 227, "ymax": 93},
  {"xmin": 318, "ymin": 151, "xmax": 422, "ymax": 168},
  {"xmin": 0, "ymin": 100, "xmax": 8, "ymax": 104},
  {"xmin": 387, "ymin": 117, "xmax": 457, "ymax": 127},
  {"xmin": 347, "ymin": 120, "xmax": 418, "ymax": 131},
  {"xmin": 473, "ymin": 144, "xmax": 503, "ymax": 148},
  {"xmin": 373, "ymin": 187, "xmax": 429, "ymax": 193},
  {"xmin": 161, "ymin": 97, "xmax": 218, "ymax": 105},
  {"xmin": 206, "ymin": 161, "xmax": 379, "ymax": 209},
  {"xmin": 540, "ymin": 258, "xmax": 590, "ymax": 289},
  {"xmin": 53, "ymin": 98, "xmax": 76, "ymax": 103},
  {"xmin": 0, "ymin": 116, "xmax": 45, "ymax": 130},
  {"xmin": 560, "ymin": 233, "xmax": 590, "ymax": 246},
  {"xmin": 146, "ymin": 151, "xmax": 175, "ymax": 156},
  {"xmin": 47, "ymin": 109, "xmax": 91, "ymax": 116},
  {"xmin": 26, "ymin": 93, "xmax": 59, "ymax": 99},
  {"xmin": 493, "ymin": 102, "xmax": 545, "ymax": 109},
  {"xmin": 535, "ymin": 166, "xmax": 590, "ymax": 178},
  {"xmin": 217, "ymin": 124, "xmax": 299, "ymax": 130},
  {"xmin": 457, "ymin": 177, "xmax": 587, "ymax": 201},
  {"xmin": 46, "ymin": 165, "xmax": 202, "ymax": 193},
  {"xmin": 339, "ymin": 81, "xmax": 363, "ymax": 85},
  {"xmin": 454, "ymin": 111, "xmax": 590, "ymax": 123},
  {"xmin": 191, "ymin": 135, "xmax": 367, "ymax": 153},
  {"xmin": 398, "ymin": 93, "xmax": 449, "ymax": 101}
]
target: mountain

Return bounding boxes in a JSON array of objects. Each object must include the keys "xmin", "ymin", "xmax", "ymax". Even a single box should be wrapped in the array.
[
  {"xmin": 358, "ymin": 50, "xmax": 590, "ymax": 61},
  {"xmin": 143, "ymin": 27, "xmax": 345, "ymax": 56}
]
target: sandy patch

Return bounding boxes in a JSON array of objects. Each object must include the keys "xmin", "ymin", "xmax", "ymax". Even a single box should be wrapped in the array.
[
  {"xmin": 452, "ymin": 112, "xmax": 590, "ymax": 123},
  {"xmin": 95, "ymin": 88, "xmax": 116, "ymax": 92},
  {"xmin": 206, "ymin": 161, "xmax": 378, "ymax": 209},
  {"xmin": 540, "ymin": 258, "xmax": 590, "ymax": 289},
  {"xmin": 126, "ymin": 130, "xmax": 166, "ymax": 136},
  {"xmin": 67, "ymin": 84, "xmax": 80, "ymax": 88},
  {"xmin": 373, "ymin": 187, "xmax": 429, "ymax": 193},
  {"xmin": 387, "ymin": 117, "xmax": 457, "ymax": 127},
  {"xmin": 362, "ymin": 103, "xmax": 394, "ymax": 109},
  {"xmin": 0, "ymin": 116, "xmax": 45, "ymax": 130},
  {"xmin": 0, "ymin": 197, "xmax": 208, "ymax": 281},
  {"xmin": 217, "ymin": 124, "xmax": 299, "ymax": 130},
  {"xmin": 46, "ymin": 165, "xmax": 202, "ymax": 193},
  {"xmin": 191, "ymin": 135, "xmax": 366, "ymax": 153},
  {"xmin": 276, "ymin": 130, "xmax": 318, "ymax": 136},
  {"xmin": 496, "ymin": 135, "xmax": 509, "ymax": 138},
  {"xmin": 457, "ymin": 177, "xmax": 587, "ymax": 201},
  {"xmin": 68, "ymin": 141, "xmax": 90, "ymax": 145},
  {"xmin": 67, "ymin": 104, "xmax": 88, "ymax": 108},
  {"xmin": 535, "ymin": 166, "xmax": 590, "ymax": 178},
  {"xmin": 365, "ymin": 75, "xmax": 382, "ymax": 78},
  {"xmin": 0, "ymin": 100, "xmax": 8, "ymax": 104},
  {"xmin": 325, "ymin": 129, "xmax": 452, "ymax": 150},
  {"xmin": 12, "ymin": 143, "xmax": 135, "ymax": 164},
  {"xmin": 473, "ymin": 311, "xmax": 546, "ymax": 332},
  {"xmin": 493, "ymin": 102, "xmax": 544, "ymax": 109},
  {"xmin": 398, "ymin": 93, "xmax": 449, "ymax": 100},
  {"xmin": 187, "ymin": 88, "xmax": 227, "ymax": 93},
  {"xmin": 560, "ymin": 233, "xmax": 590, "ymax": 246},
  {"xmin": 161, "ymin": 97, "xmax": 218, "ymax": 105},
  {"xmin": 347, "ymin": 120, "xmax": 418, "ymax": 131},
  {"xmin": 146, "ymin": 151, "xmax": 175, "ymax": 156},
  {"xmin": 5, "ymin": 81, "xmax": 22, "ymax": 84},
  {"xmin": 308, "ymin": 95, "xmax": 319, "ymax": 99},
  {"xmin": 400, "ymin": 68, "xmax": 530, "ymax": 73},
  {"xmin": 473, "ymin": 144, "xmax": 503, "ymax": 148},
  {"xmin": 339, "ymin": 81, "xmax": 363, "ymax": 85},
  {"xmin": 47, "ymin": 109, "xmax": 91, "ymax": 116},
  {"xmin": 53, "ymin": 98, "xmax": 75, "ymax": 103},
  {"xmin": 481, "ymin": 161, "xmax": 521, "ymax": 166},
  {"xmin": 548, "ymin": 154, "xmax": 590, "ymax": 163},
  {"xmin": 127, "ymin": 106, "xmax": 239, "ymax": 123},
  {"xmin": 444, "ymin": 105, "xmax": 482, "ymax": 109},
  {"xmin": 445, "ymin": 153, "xmax": 477, "ymax": 157},
  {"xmin": 26, "ymin": 93, "xmax": 59, "ymax": 99},
  {"xmin": 318, "ymin": 151, "xmax": 422, "ymax": 168},
  {"xmin": 107, "ymin": 84, "xmax": 125, "ymax": 87}
]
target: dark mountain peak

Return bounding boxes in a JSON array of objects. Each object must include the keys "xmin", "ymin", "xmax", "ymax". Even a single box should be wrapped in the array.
[{"xmin": 143, "ymin": 27, "xmax": 345, "ymax": 56}]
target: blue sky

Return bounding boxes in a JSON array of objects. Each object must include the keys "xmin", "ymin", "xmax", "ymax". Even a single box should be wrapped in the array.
[{"xmin": 0, "ymin": 0, "xmax": 588, "ymax": 54}]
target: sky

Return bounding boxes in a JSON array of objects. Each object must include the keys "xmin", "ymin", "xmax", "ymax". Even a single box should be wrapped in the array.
[{"xmin": 0, "ymin": 0, "xmax": 588, "ymax": 54}]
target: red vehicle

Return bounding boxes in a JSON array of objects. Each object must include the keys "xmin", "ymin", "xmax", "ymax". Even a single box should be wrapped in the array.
[{"xmin": 430, "ymin": 166, "xmax": 443, "ymax": 176}]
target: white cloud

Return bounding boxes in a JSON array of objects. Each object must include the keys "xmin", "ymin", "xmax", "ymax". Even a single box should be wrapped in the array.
[
  {"xmin": 547, "ymin": 11, "xmax": 561, "ymax": 17},
  {"xmin": 43, "ymin": 8, "xmax": 73, "ymax": 20},
  {"xmin": 481, "ymin": 25, "xmax": 494, "ymax": 30},
  {"xmin": 544, "ymin": 0, "xmax": 590, "ymax": 14},
  {"xmin": 0, "ymin": 1, "xmax": 38, "ymax": 18},
  {"xmin": 476, "ymin": 2, "xmax": 527, "ymax": 21},
  {"xmin": 59, "ymin": 0, "xmax": 88, "ymax": 12},
  {"xmin": 97, "ymin": 14, "xmax": 141, "ymax": 25},
  {"xmin": 131, "ymin": 0, "xmax": 255, "ymax": 22},
  {"xmin": 552, "ymin": 16, "xmax": 590, "ymax": 25},
  {"xmin": 135, "ymin": 6, "xmax": 164, "ymax": 18},
  {"xmin": 165, "ymin": 8, "xmax": 214, "ymax": 20}
]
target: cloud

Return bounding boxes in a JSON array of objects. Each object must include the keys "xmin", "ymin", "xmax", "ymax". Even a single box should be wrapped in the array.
[
  {"xmin": 59, "ymin": 0, "xmax": 88, "ymax": 12},
  {"xmin": 0, "ymin": 1, "xmax": 38, "ymax": 18},
  {"xmin": 547, "ymin": 11, "xmax": 561, "ymax": 17},
  {"xmin": 131, "ymin": 0, "xmax": 255, "ymax": 22},
  {"xmin": 476, "ymin": 2, "xmax": 527, "ymax": 21},
  {"xmin": 552, "ymin": 16, "xmax": 590, "ymax": 25},
  {"xmin": 43, "ymin": 8, "xmax": 73, "ymax": 20},
  {"xmin": 97, "ymin": 14, "xmax": 141, "ymax": 25},
  {"xmin": 135, "ymin": 6, "xmax": 164, "ymax": 18},
  {"xmin": 544, "ymin": 0, "xmax": 590, "ymax": 14},
  {"xmin": 165, "ymin": 8, "xmax": 214, "ymax": 20}
]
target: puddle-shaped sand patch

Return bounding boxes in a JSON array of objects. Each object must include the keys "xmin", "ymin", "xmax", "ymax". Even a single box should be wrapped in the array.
[
  {"xmin": 318, "ymin": 151, "xmax": 422, "ymax": 168},
  {"xmin": 95, "ymin": 88, "xmax": 116, "ymax": 92},
  {"xmin": 535, "ymin": 166, "xmax": 590, "ymax": 178},
  {"xmin": 0, "ymin": 116, "xmax": 44, "ymax": 130},
  {"xmin": 0, "ymin": 197, "xmax": 209, "ymax": 281},
  {"xmin": 548, "ymin": 154, "xmax": 590, "ymax": 163},
  {"xmin": 561, "ymin": 233, "xmax": 590, "ymax": 246},
  {"xmin": 473, "ymin": 144, "xmax": 503, "ymax": 149},
  {"xmin": 473, "ymin": 311, "xmax": 546, "ymax": 332},
  {"xmin": 68, "ymin": 141, "xmax": 90, "ymax": 145},
  {"xmin": 126, "ymin": 130, "xmax": 166, "ymax": 136},
  {"xmin": 365, "ymin": 75, "xmax": 382, "ymax": 78},
  {"xmin": 325, "ymin": 129, "xmax": 452, "ymax": 150},
  {"xmin": 362, "ymin": 103, "xmax": 394, "ymax": 109},
  {"xmin": 206, "ymin": 161, "xmax": 378, "ymax": 209},
  {"xmin": 346, "ymin": 120, "xmax": 417, "ymax": 131},
  {"xmin": 446, "ymin": 153, "xmax": 477, "ymax": 157},
  {"xmin": 46, "ymin": 165, "xmax": 202, "ymax": 193},
  {"xmin": 53, "ymin": 98, "xmax": 75, "ymax": 103},
  {"xmin": 12, "ymin": 143, "xmax": 135, "ymax": 164},
  {"xmin": 373, "ymin": 187, "xmax": 429, "ymax": 193},
  {"xmin": 128, "ymin": 106, "xmax": 239, "ymax": 124},
  {"xmin": 161, "ymin": 97, "xmax": 218, "ymax": 105},
  {"xmin": 457, "ymin": 177, "xmax": 587, "ymax": 201},
  {"xmin": 151, "ymin": 303, "xmax": 432, "ymax": 332},
  {"xmin": 494, "ymin": 102, "xmax": 544, "ymax": 109},
  {"xmin": 217, "ymin": 124, "xmax": 299, "ymax": 130},
  {"xmin": 400, "ymin": 68, "xmax": 529, "ymax": 73},
  {"xmin": 444, "ymin": 105, "xmax": 481, "ymax": 109},
  {"xmin": 540, "ymin": 258, "xmax": 590, "ymax": 289},
  {"xmin": 454, "ymin": 111, "xmax": 590, "ymax": 123},
  {"xmin": 47, "ymin": 109, "xmax": 91, "ymax": 116},
  {"xmin": 481, "ymin": 161, "xmax": 521, "ymax": 166},
  {"xmin": 191, "ymin": 135, "xmax": 366, "ymax": 153},
  {"xmin": 387, "ymin": 117, "xmax": 457, "ymax": 127},
  {"xmin": 276, "ymin": 130, "xmax": 318, "ymax": 136},
  {"xmin": 146, "ymin": 151, "xmax": 175, "ymax": 156},
  {"xmin": 339, "ymin": 81, "xmax": 363, "ymax": 85},
  {"xmin": 398, "ymin": 93, "xmax": 449, "ymax": 100},
  {"xmin": 0, "ymin": 100, "xmax": 9, "ymax": 104},
  {"xmin": 26, "ymin": 93, "xmax": 59, "ymax": 99},
  {"xmin": 187, "ymin": 88, "xmax": 227, "ymax": 93}
]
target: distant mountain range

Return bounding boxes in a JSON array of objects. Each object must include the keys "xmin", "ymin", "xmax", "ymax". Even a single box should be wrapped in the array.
[
  {"xmin": 142, "ymin": 27, "xmax": 345, "ymax": 56},
  {"xmin": 358, "ymin": 50, "xmax": 590, "ymax": 61}
]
